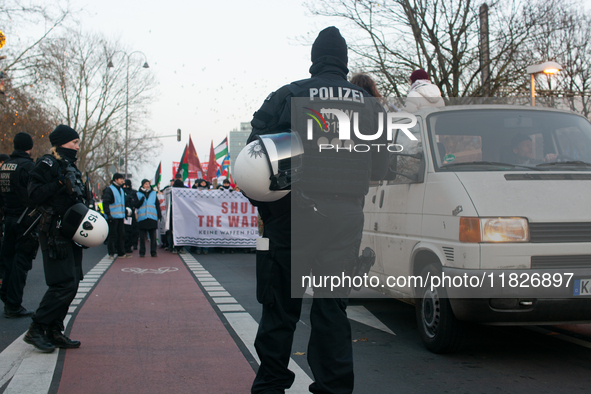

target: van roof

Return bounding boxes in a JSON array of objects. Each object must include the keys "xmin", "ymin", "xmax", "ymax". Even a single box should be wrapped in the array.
[{"xmin": 412, "ymin": 104, "xmax": 583, "ymax": 117}]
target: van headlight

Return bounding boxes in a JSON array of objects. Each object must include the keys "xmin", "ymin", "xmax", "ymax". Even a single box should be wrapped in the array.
[{"xmin": 459, "ymin": 217, "xmax": 529, "ymax": 243}]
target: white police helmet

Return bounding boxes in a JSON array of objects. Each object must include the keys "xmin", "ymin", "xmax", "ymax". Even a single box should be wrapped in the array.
[
  {"xmin": 234, "ymin": 131, "xmax": 304, "ymax": 202},
  {"xmin": 61, "ymin": 203, "xmax": 109, "ymax": 247}
]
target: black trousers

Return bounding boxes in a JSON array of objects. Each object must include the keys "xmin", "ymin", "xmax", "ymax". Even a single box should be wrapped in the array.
[
  {"xmin": 0, "ymin": 215, "xmax": 37, "ymax": 310},
  {"xmin": 139, "ymin": 228, "xmax": 157, "ymax": 256},
  {"xmin": 33, "ymin": 232, "xmax": 82, "ymax": 331},
  {"xmin": 124, "ymin": 217, "xmax": 139, "ymax": 252},
  {"xmin": 252, "ymin": 198, "xmax": 363, "ymax": 394},
  {"xmin": 107, "ymin": 218, "xmax": 125, "ymax": 256}
]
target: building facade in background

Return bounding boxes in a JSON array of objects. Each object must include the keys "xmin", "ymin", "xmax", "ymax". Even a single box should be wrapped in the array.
[{"xmin": 229, "ymin": 122, "xmax": 252, "ymax": 174}]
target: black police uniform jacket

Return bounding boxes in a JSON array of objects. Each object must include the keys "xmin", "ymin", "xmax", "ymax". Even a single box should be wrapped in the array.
[
  {"xmin": 28, "ymin": 151, "xmax": 84, "ymax": 218},
  {"xmin": 248, "ymin": 57, "xmax": 389, "ymax": 219},
  {"xmin": 28, "ymin": 150, "xmax": 84, "ymax": 286},
  {"xmin": 0, "ymin": 150, "xmax": 35, "ymax": 217}
]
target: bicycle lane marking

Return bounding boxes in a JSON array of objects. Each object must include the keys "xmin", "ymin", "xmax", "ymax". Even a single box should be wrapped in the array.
[
  {"xmin": 180, "ymin": 254, "xmax": 314, "ymax": 394},
  {"xmin": 0, "ymin": 255, "xmax": 114, "ymax": 394}
]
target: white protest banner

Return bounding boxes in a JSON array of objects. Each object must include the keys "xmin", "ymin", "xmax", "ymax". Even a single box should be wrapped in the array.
[{"xmin": 172, "ymin": 188, "xmax": 259, "ymax": 247}]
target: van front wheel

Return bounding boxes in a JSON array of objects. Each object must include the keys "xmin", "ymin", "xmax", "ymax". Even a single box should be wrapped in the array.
[{"xmin": 415, "ymin": 264, "xmax": 463, "ymax": 353}]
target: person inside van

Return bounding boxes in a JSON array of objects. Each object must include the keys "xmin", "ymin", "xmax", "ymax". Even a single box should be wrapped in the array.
[{"xmin": 511, "ymin": 133, "xmax": 557, "ymax": 165}]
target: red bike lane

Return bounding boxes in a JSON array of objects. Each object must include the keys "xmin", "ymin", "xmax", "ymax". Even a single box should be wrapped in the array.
[{"xmin": 56, "ymin": 252, "xmax": 254, "ymax": 394}]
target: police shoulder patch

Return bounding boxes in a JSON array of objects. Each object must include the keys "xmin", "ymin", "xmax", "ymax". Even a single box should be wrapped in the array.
[{"xmin": 40, "ymin": 157, "xmax": 54, "ymax": 167}]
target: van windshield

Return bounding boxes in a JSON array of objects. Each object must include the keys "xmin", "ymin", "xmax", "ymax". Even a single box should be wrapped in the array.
[{"xmin": 428, "ymin": 109, "xmax": 591, "ymax": 171}]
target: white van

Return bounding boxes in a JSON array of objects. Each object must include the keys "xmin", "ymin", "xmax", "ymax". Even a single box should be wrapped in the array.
[{"xmin": 361, "ymin": 104, "xmax": 591, "ymax": 353}]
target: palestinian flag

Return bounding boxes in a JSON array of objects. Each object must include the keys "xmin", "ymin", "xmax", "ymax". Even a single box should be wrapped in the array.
[
  {"xmin": 152, "ymin": 161, "xmax": 162, "ymax": 188},
  {"xmin": 214, "ymin": 137, "xmax": 228, "ymax": 161},
  {"xmin": 177, "ymin": 144, "xmax": 189, "ymax": 181}
]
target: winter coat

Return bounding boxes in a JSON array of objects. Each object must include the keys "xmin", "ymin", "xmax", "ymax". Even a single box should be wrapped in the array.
[
  {"xmin": 136, "ymin": 188, "xmax": 161, "ymax": 230},
  {"xmin": 404, "ymin": 80, "xmax": 445, "ymax": 112}
]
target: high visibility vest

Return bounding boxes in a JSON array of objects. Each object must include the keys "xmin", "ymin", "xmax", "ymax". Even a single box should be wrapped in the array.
[
  {"xmin": 136, "ymin": 190, "xmax": 158, "ymax": 222},
  {"xmin": 108, "ymin": 184, "xmax": 126, "ymax": 219}
]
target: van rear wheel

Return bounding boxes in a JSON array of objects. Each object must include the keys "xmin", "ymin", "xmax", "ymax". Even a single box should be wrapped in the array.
[{"xmin": 415, "ymin": 263, "xmax": 464, "ymax": 353}]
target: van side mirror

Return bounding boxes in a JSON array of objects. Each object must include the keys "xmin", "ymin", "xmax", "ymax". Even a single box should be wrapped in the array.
[{"xmin": 386, "ymin": 151, "xmax": 425, "ymax": 183}]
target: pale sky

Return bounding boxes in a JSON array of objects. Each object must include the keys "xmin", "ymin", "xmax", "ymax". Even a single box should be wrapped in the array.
[
  {"xmin": 13, "ymin": 0, "xmax": 591, "ymax": 184},
  {"xmin": 67, "ymin": 0, "xmax": 333, "ymax": 184}
]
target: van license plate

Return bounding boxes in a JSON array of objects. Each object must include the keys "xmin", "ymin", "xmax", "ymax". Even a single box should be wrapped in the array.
[{"xmin": 574, "ymin": 279, "xmax": 591, "ymax": 296}]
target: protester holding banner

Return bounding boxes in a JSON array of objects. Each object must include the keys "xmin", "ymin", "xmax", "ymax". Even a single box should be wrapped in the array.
[
  {"xmin": 136, "ymin": 179, "xmax": 161, "ymax": 257},
  {"xmin": 168, "ymin": 179, "xmax": 186, "ymax": 254},
  {"xmin": 122, "ymin": 179, "xmax": 140, "ymax": 254},
  {"xmin": 192, "ymin": 179, "xmax": 210, "ymax": 190}
]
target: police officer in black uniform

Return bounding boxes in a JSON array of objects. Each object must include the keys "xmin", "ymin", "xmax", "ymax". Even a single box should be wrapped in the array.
[
  {"xmin": 23, "ymin": 125, "xmax": 85, "ymax": 352},
  {"xmin": 248, "ymin": 27, "xmax": 388, "ymax": 394},
  {"xmin": 0, "ymin": 133, "xmax": 38, "ymax": 318},
  {"xmin": 0, "ymin": 152, "xmax": 11, "ymax": 283}
]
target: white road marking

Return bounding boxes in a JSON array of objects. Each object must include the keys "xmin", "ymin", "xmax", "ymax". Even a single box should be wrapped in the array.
[
  {"xmin": 0, "ymin": 333, "xmax": 29, "ymax": 389},
  {"xmin": 181, "ymin": 256, "xmax": 314, "ymax": 393},
  {"xmin": 223, "ymin": 313, "xmax": 313, "ymax": 394},
  {"xmin": 3, "ymin": 347, "xmax": 59, "ymax": 394},
  {"xmin": 207, "ymin": 291, "xmax": 231, "ymax": 297},
  {"xmin": 347, "ymin": 305, "xmax": 396, "ymax": 335},
  {"xmin": 204, "ymin": 286, "xmax": 225, "ymax": 291},
  {"xmin": 212, "ymin": 297, "xmax": 238, "ymax": 304},
  {"xmin": 527, "ymin": 326, "xmax": 591, "ymax": 349},
  {"xmin": 218, "ymin": 304, "xmax": 245, "ymax": 312}
]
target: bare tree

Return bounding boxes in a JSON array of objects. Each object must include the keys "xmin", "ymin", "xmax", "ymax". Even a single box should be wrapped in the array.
[
  {"xmin": 35, "ymin": 30, "xmax": 160, "ymax": 184},
  {"xmin": 305, "ymin": 0, "xmax": 579, "ymax": 98},
  {"xmin": 0, "ymin": 0, "xmax": 72, "ymax": 88},
  {"xmin": 526, "ymin": 5, "xmax": 591, "ymax": 117},
  {"xmin": 0, "ymin": 79, "xmax": 54, "ymax": 158}
]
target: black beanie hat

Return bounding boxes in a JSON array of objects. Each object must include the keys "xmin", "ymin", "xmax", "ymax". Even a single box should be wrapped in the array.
[
  {"xmin": 124, "ymin": 179, "xmax": 132, "ymax": 187},
  {"xmin": 311, "ymin": 26, "xmax": 348, "ymax": 64},
  {"xmin": 49, "ymin": 125, "xmax": 79, "ymax": 147},
  {"xmin": 141, "ymin": 179, "xmax": 151, "ymax": 187},
  {"xmin": 0, "ymin": 153, "xmax": 9, "ymax": 162},
  {"xmin": 14, "ymin": 132, "xmax": 33, "ymax": 151}
]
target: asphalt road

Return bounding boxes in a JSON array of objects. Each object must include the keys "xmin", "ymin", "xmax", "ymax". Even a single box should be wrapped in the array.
[
  {"xmin": 197, "ymin": 251, "xmax": 591, "ymax": 394},
  {"xmin": 2, "ymin": 247, "xmax": 591, "ymax": 393}
]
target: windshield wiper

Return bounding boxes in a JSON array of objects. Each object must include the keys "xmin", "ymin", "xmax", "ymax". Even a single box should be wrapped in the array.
[
  {"xmin": 536, "ymin": 161, "xmax": 591, "ymax": 167},
  {"xmin": 441, "ymin": 161, "xmax": 541, "ymax": 171}
]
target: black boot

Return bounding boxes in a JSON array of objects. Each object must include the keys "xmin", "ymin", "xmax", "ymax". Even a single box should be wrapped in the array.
[
  {"xmin": 23, "ymin": 323, "xmax": 56, "ymax": 353},
  {"xmin": 46, "ymin": 327, "xmax": 81, "ymax": 349},
  {"xmin": 4, "ymin": 306, "xmax": 35, "ymax": 318}
]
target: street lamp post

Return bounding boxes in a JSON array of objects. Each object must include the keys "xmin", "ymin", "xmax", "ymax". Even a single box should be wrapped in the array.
[
  {"xmin": 526, "ymin": 61, "xmax": 562, "ymax": 106},
  {"xmin": 107, "ymin": 51, "xmax": 149, "ymax": 178}
]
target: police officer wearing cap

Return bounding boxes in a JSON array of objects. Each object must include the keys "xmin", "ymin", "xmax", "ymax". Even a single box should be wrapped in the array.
[
  {"xmin": 0, "ymin": 132, "xmax": 38, "ymax": 318},
  {"xmin": 247, "ymin": 27, "xmax": 388, "ymax": 393},
  {"xmin": 23, "ymin": 124, "xmax": 85, "ymax": 352}
]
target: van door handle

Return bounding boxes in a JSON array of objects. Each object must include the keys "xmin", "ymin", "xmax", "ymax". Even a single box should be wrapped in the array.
[{"xmin": 379, "ymin": 190, "xmax": 385, "ymax": 208}]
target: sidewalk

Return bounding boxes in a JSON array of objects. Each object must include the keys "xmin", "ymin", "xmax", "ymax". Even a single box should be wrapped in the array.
[{"xmin": 53, "ymin": 252, "xmax": 254, "ymax": 394}]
